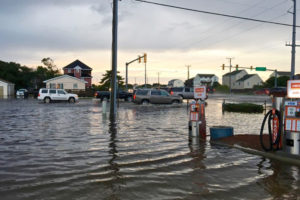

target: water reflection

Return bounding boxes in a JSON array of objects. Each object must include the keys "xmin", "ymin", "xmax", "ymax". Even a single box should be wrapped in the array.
[
  {"xmin": 257, "ymin": 159, "xmax": 300, "ymax": 199},
  {"xmin": 106, "ymin": 118, "xmax": 121, "ymax": 200}
]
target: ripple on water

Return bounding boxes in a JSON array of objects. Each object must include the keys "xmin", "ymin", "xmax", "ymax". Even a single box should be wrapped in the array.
[{"xmin": 0, "ymin": 98, "xmax": 299, "ymax": 200}]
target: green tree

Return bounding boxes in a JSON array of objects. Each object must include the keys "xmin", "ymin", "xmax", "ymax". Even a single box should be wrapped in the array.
[
  {"xmin": 99, "ymin": 70, "xmax": 124, "ymax": 91},
  {"xmin": 263, "ymin": 76, "xmax": 289, "ymax": 88}
]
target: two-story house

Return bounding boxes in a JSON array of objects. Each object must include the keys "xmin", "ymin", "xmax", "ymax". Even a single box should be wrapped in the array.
[
  {"xmin": 168, "ymin": 79, "xmax": 184, "ymax": 87},
  {"xmin": 222, "ymin": 70, "xmax": 247, "ymax": 89},
  {"xmin": 185, "ymin": 74, "xmax": 219, "ymax": 87},
  {"xmin": 235, "ymin": 74, "xmax": 263, "ymax": 89},
  {"xmin": 63, "ymin": 60, "xmax": 92, "ymax": 88}
]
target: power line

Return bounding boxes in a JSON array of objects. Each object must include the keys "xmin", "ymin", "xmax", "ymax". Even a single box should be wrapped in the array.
[{"xmin": 133, "ymin": 0, "xmax": 298, "ymax": 27}]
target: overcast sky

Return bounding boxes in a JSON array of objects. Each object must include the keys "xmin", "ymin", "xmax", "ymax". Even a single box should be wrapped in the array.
[{"xmin": 0, "ymin": 0, "xmax": 298, "ymax": 84}]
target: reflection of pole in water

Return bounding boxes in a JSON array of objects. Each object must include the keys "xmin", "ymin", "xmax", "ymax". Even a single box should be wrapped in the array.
[{"xmin": 106, "ymin": 117, "xmax": 122, "ymax": 198}]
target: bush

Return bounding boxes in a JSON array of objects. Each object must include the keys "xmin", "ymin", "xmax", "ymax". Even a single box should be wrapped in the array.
[
  {"xmin": 223, "ymin": 103, "xmax": 263, "ymax": 113},
  {"xmin": 215, "ymin": 85, "xmax": 229, "ymax": 93}
]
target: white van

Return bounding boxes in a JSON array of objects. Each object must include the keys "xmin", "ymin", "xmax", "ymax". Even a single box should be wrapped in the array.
[{"xmin": 37, "ymin": 88, "xmax": 78, "ymax": 103}]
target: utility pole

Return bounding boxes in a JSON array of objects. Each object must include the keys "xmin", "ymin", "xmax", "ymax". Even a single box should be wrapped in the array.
[
  {"xmin": 144, "ymin": 62, "xmax": 147, "ymax": 88},
  {"xmin": 186, "ymin": 65, "xmax": 191, "ymax": 79},
  {"xmin": 286, "ymin": 0, "xmax": 299, "ymax": 80},
  {"xmin": 226, "ymin": 57, "xmax": 234, "ymax": 94},
  {"xmin": 158, "ymin": 72, "xmax": 160, "ymax": 86},
  {"xmin": 110, "ymin": 0, "xmax": 118, "ymax": 118}
]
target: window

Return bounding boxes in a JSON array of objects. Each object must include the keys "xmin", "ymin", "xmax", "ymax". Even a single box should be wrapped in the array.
[
  {"xmin": 49, "ymin": 89, "xmax": 56, "ymax": 94},
  {"xmin": 50, "ymin": 83, "xmax": 56, "ymax": 89},
  {"xmin": 247, "ymin": 82, "xmax": 250, "ymax": 86},
  {"xmin": 73, "ymin": 83, "xmax": 78, "ymax": 89},
  {"xmin": 161, "ymin": 90, "xmax": 169, "ymax": 96},
  {"xmin": 136, "ymin": 90, "xmax": 148, "ymax": 95},
  {"xmin": 57, "ymin": 83, "xmax": 63, "ymax": 89},
  {"xmin": 41, "ymin": 89, "xmax": 48, "ymax": 93},
  {"xmin": 172, "ymin": 87, "xmax": 183, "ymax": 92},
  {"xmin": 151, "ymin": 90, "xmax": 161, "ymax": 96},
  {"xmin": 58, "ymin": 90, "xmax": 65, "ymax": 95},
  {"xmin": 68, "ymin": 69, "xmax": 71, "ymax": 73}
]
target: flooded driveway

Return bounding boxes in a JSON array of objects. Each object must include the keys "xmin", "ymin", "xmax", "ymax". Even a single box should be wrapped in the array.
[{"xmin": 0, "ymin": 97, "xmax": 299, "ymax": 199}]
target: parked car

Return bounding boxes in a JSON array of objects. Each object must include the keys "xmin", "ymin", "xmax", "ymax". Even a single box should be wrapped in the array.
[
  {"xmin": 206, "ymin": 86, "xmax": 215, "ymax": 94},
  {"xmin": 133, "ymin": 89, "xmax": 182, "ymax": 104},
  {"xmin": 253, "ymin": 88, "xmax": 270, "ymax": 95},
  {"xmin": 16, "ymin": 89, "xmax": 28, "ymax": 98},
  {"xmin": 168, "ymin": 87, "xmax": 194, "ymax": 99},
  {"xmin": 37, "ymin": 88, "xmax": 78, "ymax": 103},
  {"xmin": 169, "ymin": 87, "xmax": 209, "ymax": 99},
  {"xmin": 94, "ymin": 90, "xmax": 133, "ymax": 101}
]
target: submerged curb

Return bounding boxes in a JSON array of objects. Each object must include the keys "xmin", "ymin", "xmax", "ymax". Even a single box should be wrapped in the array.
[{"xmin": 210, "ymin": 140, "xmax": 300, "ymax": 167}]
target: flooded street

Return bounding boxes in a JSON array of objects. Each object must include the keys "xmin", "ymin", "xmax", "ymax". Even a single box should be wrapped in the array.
[{"xmin": 0, "ymin": 97, "xmax": 300, "ymax": 199}]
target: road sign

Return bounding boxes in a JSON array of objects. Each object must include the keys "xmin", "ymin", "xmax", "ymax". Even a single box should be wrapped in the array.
[
  {"xmin": 287, "ymin": 80, "xmax": 300, "ymax": 98},
  {"xmin": 194, "ymin": 86, "xmax": 206, "ymax": 100},
  {"xmin": 255, "ymin": 67, "xmax": 267, "ymax": 71}
]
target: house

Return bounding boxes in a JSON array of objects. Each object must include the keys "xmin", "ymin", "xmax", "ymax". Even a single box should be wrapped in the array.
[
  {"xmin": 0, "ymin": 79, "xmax": 15, "ymax": 98},
  {"xmin": 63, "ymin": 60, "xmax": 92, "ymax": 88},
  {"xmin": 222, "ymin": 70, "xmax": 247, "ymax": 89},
  {"xmin": 269, "ymin": 71, "xmax": 290, "ymax": 78},
  {"xmin": 234, "ymin": 74, "xmax": 263, "ymax": 89},
  {"xmin": 185, "ymin": 74, "xmax": 219, "ymax": 87},
  {"xmin": 43, "ymin": 75, "xmax": 87, "ymax": 91},
  {"xmin": 168, "ymin": 79, "xmax": 184, "ymax": 87}
]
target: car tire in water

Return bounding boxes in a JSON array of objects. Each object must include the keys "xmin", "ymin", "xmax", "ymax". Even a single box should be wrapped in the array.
[
  {"xmin": 44, "ymin": 97, "xmax": 51, "ymax": 103},
  {"xmin": 141, "ymin": 100, "xmax": 149, "ymax": 105},
  {"xmin": 69, "ymin": 97, "xmax": 75, "ymax": 103}
]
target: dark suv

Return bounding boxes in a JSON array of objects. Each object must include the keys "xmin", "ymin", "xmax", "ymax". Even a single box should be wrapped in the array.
[{"xmin": 133, "ymin": 89, "xmax": 182, "ymax": 104}]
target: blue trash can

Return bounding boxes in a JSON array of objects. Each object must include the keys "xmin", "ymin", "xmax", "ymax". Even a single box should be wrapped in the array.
[{"xmin": 210, "ymin": 126, "xmax": 234, "ymax": 140}]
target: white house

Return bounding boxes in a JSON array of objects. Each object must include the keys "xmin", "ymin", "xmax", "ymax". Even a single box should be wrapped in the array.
[
  {"xmin": 0, "ymin": 79, "xmax": 15, "ymax": 98},
  {"xmin": 168, "ymin": 79, "xmax": 184, "ymax": 87},
  {"xmin": 185, "ymin": 74, "xmax": 219, "ymax": 87},
  {"xmin": 43, "ymin": 75, "xmax": 87, "ymax": 91},
  {"xmin": 234, "ymin": 74, "xmax": 263, "ymax": 89},
  {"xmin": 222, "ymin": 70, "xmax": 247, "ymax": 89}
]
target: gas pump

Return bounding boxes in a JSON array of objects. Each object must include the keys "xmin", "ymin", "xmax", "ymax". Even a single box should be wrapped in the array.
[
  {"xmin": 282, "ymin": 80, "xmax": 300, "ymax": 155},
  {"xmin": 188, "ymin": 85, "xmax": 207, "ymax": 139},
  {"xmin": 260, "ymin": 87, "xmax": 285, "ymax": 151}
]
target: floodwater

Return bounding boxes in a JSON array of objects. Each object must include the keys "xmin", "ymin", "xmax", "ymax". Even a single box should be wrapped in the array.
[{"xmin": 0, "ymin": 96, "xmax": 299, "ymax": 200}]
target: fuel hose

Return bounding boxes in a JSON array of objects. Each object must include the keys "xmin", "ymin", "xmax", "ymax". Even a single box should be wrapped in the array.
[{"xmin": 259, "ymin": 110, "xmax": 282, "ymax": 151}]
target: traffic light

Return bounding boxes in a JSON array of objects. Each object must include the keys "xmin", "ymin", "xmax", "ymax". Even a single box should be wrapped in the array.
[
  {"xmin": 235, "ymin": 64, "xmax": 238, "ymax": 71},
  {"xmin": 222, "ymin": 64, "xmax": 225, "ymax": 70},
  {"xmin": 138, "ymin": 56, "xmax": 141, "ymax": 63},
  {"xmin": 144, "ymin": 53, "xmax": 147, "ymax": 63},
  {"xmin": 250, "ymin": 66, "xmax": 253, "ymax": 70}
]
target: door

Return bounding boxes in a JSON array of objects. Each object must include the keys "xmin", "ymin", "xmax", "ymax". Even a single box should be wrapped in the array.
[
  {"xmin": 149, "ymin": 90, "xmax": 161, "ymax": 103},
  {"xmin": 49, "ymin": 89, "xmax": 58, "ymax": 100},
  {"xmin": 57, "ymin": 89, "xmax": 68, "ymax": 100},
  {"xmin": 160, "ymin": 90, "xmax": 172, "ymax": 103}
]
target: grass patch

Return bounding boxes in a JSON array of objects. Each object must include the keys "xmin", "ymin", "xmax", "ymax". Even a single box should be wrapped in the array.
[{"xmin": 223, "ymin": 103, "xmax": 263, "ymax": 113}]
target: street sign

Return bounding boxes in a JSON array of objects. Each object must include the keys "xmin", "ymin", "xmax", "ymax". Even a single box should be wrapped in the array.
[
  {"xmin": 255, "ymin": 67, "xmax": 267, "ymax": 71},
  {"xmin": 194, "ymin": 86, "xmax": 206, "ymax": 100},
  {"xmin": 287, "ymin": 80, "xmax": 300, "ymax": 98}
]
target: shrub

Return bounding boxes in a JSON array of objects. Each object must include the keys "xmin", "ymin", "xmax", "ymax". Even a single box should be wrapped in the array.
[{"xmin": 223, "ymin": 103, "xmax": 263, "ymax": 113}]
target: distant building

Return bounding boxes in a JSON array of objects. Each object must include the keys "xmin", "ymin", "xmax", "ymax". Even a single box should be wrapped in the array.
[
  {"xmin": 234, "ymin": 74, "xmax": 263, "ymax": 89},
  {"xmin": 43, "ymin": 75, "xmax": 87, "ymax": 91},
  {"xmin": 222, "ymin": 70, "xmax": 247, "ymax": 88},
  {"xmin": 168, "ymin": 79, "xmax": 184, "ymax": 87},
  {"xmin": 63, "ymin": 60, "xmax": 92, "ymax": 88},
  {"xmin": 0, "ymin": 79, "xmax": 15, "ymax": 98},
  {"xmin": 269, "ymin": 71, "xmax": 290, "ymax": 78},
  {"xmin": 185, "ymin": 74, "xmax": 219, "ymax": 87}
]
